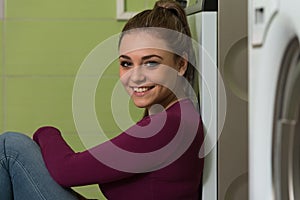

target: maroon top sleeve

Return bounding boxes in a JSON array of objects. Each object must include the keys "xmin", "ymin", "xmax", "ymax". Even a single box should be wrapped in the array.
[
  {"xmin": 33, "ymin": 112, "xmax": 183, "ymax": 186},
  {"xmin": 33, "ymin": 99, "xmax": 202, "ymax": 191},
  {"xmin": 33, "ymin": 126, "xmax": 133, "ymax": 187}
]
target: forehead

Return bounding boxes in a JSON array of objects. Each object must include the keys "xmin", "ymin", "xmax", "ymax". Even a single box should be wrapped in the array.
[{"xmin": 119, "ymin": 32, "xmax": 171, "ymax": 55}]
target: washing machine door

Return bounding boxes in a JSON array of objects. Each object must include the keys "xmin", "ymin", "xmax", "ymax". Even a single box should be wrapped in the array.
[
  {"xmin": 249, "ymin": 2, "xmax": 300, "ymax": 197},
  {"xmin": 272, "ymin": 38, "xmax": 300, "ymax": 200}
]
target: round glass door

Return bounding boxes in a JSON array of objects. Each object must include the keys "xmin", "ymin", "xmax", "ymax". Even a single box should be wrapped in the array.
[{"xmin": 273, "ymin": 38, "xmax": 300, "ymax": 200}]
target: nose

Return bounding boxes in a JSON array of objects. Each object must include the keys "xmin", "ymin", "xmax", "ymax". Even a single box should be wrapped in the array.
[{"xmin": 130, "ymin": 65, "xmax": 146, "ymax": 84}]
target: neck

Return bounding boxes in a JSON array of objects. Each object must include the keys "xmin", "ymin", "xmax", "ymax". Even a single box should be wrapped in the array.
[
  {"xmin": 147, "ymin": 97, "xmax": 187, "ymax": 116},
  {"xmin": 147, "ymin": 88, "xmax": 187, "ymax": 116}
]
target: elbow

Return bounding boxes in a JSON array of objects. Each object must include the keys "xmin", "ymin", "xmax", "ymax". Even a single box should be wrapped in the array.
[
  {"xmin": 46, "ymin": 164, "xmax": 75, "ymax": 187},
  {"xmin": 49, "ymin": 169, "xmax": 72, "ymax": 187}
]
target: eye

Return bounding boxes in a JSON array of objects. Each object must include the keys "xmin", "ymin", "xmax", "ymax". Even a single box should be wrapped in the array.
[
  {"xmin": 144, "ymin": 61, "xmax": 159, "ymax": 68},
  {"xmin": 120, "ymin": 61, "xmax": 132, "ymax": 68}
]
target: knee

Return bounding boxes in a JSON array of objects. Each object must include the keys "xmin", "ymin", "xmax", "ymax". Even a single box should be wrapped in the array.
[
  {"xmin": 1, "ymin": 132, "xmax": 31, "ymax": 141},
  {"xmin": 0, "ymin": 132, "xmax": 37, "ymax": 152}
]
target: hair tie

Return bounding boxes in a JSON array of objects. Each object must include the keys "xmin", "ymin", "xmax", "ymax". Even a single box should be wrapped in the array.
[{"xmin": 157, "ymin": 5, "xmax": 179, "ymax": 18}]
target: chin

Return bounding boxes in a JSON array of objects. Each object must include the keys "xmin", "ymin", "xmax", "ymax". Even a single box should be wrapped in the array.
[
  {"xmin": 133, "ymin": 103, "xmax": 147, "ymax": 109},
  {"xmin": 132, "ymin": 100, "xmax": 150, "ymax": 109}
]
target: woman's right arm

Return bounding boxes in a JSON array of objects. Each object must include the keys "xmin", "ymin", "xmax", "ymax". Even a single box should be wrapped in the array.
[{"xmin": 33, "ymin": 126, "xmax": 134, "ymax": 187}]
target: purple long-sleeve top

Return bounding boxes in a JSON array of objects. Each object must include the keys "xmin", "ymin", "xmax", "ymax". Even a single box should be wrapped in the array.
[{"xmin": 33, "ymin": 99, "xmax": 204, "ymax": 200}]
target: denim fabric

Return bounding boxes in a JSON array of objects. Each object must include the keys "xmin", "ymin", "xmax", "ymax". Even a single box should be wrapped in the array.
[{"xmin": 0, "ymin": 132, "xmax": 78, "ymax": 200}]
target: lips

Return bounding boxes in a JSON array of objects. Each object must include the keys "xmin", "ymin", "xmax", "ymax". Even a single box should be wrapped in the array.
[{"xmin": 131, "ymin": 86, "xmax": 155, "ymax": 94}]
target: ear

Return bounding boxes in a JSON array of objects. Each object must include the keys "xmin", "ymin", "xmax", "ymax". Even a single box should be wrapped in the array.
[{"xmin": 178, "ymin": 53, "xmax": 188, "ymax": 76}]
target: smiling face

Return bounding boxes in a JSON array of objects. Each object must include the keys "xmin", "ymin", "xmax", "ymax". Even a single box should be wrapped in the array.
[{"xmin": 119, "ymin": 32, "xmax": 187, "ymax": 113}]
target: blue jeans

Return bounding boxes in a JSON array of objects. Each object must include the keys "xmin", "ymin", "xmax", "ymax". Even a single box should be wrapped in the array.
[{"xmin": 0, "ymin": 132, "xmax": 79, "ymax": 200}]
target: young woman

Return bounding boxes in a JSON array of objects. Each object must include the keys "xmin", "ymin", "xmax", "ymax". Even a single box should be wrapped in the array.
[{"xmin": 0, "ymin": 0, "xmax": 204, "ymax": 199}]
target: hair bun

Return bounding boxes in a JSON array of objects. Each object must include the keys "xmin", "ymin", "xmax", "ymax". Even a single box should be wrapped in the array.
[
  {"xmin": 155, "ymin": 0, "xmax": 177, "ymax": 9},
  {"xmin": 155, "ymin": 0, "xmax": 184, "ymax": 18}
]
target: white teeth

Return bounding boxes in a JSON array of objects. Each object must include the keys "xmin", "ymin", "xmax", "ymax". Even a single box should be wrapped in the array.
[{"xmin": 133, "ymin": 87, "xmax": 150, "ymax": 93}]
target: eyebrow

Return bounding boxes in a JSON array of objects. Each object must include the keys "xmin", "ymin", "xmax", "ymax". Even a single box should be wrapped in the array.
[{"xmin": 119, "ymin": 54, "xmax": 163, "ymax": 61}]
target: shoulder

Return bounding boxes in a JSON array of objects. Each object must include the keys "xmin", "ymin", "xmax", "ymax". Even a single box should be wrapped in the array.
[{"xmin": 164, "ymin": 99, "xmax": 201, "ymax": 123}]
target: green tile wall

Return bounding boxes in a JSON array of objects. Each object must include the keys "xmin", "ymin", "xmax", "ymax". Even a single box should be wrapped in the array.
[
  {"xmin": 1, "ymin": 0, "xmax": 156, "ymax": 199},
  {"xmin": 126, "ymin": 0, "xmax": 158, "ymax": 12},
  {"xmin": 5, "ymin": 77, "xmax": 75, "ymax": 133},
  {"xmin": 5, "ymin": 20, "xmax": 124, "ymax": 76},
  {"xmin": 0, "ymin": 21, "xmax": 3, "ymax": 132},
  {"xmin": 0, "ymin": 21, "xmax": 2, "ymax": 77},
  {"xmin": 0, "ymin": 77, "xmax": 2, "ymax": 133},
  {"xmin": 6, "ymin": 0, "xmax": 116, "ymax": 19}
]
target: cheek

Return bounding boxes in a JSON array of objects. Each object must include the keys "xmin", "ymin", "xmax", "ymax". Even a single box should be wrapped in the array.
[
  {"xmin": 119, "ymin": 67, "xmax": 125, "ymax": 77},
  {"xmin": 119, "ymin": 75, "xmax": 127, "ymax": 87},
  {"xmin": 149, "ymin": 67, "xmax": 178, "ymax": 87},
  {"xmin": 119, "ymin": 69, "xmax": 130, "ymax": 87}
]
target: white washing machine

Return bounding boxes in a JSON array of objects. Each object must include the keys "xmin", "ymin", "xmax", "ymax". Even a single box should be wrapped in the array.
[
  {"xmin": 186, "ymin": 0, "xmax": 249, "ymax": 199},
  {"xmin": 249, "ymin": 0, "xmax": 300, "ymax": 199}
]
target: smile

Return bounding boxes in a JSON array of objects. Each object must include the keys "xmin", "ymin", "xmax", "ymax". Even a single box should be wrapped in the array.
[{"xmin": 131, "ymin": 86, "xmax": 155, "ymax": 93}]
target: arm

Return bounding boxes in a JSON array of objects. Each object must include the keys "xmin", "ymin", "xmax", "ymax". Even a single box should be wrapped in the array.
[
  {"xmin": 33, "ymin": 105, "xmax": 193, "ymax": 188},
  {"xmin": 33, "ymin": 127, "xmax": 134, "ymax": 187}
]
